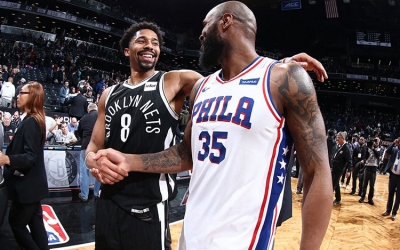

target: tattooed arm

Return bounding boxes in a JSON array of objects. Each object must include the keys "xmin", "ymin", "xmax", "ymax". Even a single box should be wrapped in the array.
[
  {"xmin": 91, "ymin": 80, "xmax": 201, "ymax": 184},
  {"xmin": 270, "ymin": 63, "xmax": 332, "ymax": 250}
]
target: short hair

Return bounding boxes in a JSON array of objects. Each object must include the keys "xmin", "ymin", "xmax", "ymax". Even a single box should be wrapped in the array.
[
  {"xmin": 328, "ymin": 129, "xmax": 335, "ymax": 137},
  {"xmin": 119, "ymin": 21, "xmax": 164, "ymax": 54},
  {"xmin": 337, "ymin": 131, "xmax": 346, "ymax": 139},
  {"xmin": 3, "ymin": 112, "xmax": 11, "ymax": 119},
  {"xmin": 87, "ymin": 103, "xmax": 98, "ymax": 112}
]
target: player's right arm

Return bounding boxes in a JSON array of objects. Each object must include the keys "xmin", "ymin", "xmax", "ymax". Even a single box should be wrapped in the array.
[
  {"xmin": 92, "ymin": 79, "xmax": 203, "ymax": 184},
  {"xmin": 85, "ymin": 87, "xmax": 109, "ymax": 170}
]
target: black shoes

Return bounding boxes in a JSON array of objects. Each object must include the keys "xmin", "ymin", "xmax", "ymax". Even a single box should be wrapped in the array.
[
  {"xmin": 333, "ymin": 200, "xmax": 341, "ymax": 205},
  {"xmin": 359, "ymin": 198, "xmax": 364, "ymax": 203},
  {"xmin": 368, "ymin": 200, "xmax": 374, "ymax": 205},
  {"xmin": 349, "ymin": 191, "xmax": 355, "ymax": 195},
  {"xmin": 382, "ymin": 212, "xmax": 395, "ymax": 220}
]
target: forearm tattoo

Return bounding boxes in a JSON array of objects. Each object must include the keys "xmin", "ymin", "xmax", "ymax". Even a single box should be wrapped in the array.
[
  {"xmin": 141, "ymin": 142, "xmax": 192, "ymax": 172},
  {"xmin": 278, "ymin": 65, "xmax": 327, "ymax": 168}
]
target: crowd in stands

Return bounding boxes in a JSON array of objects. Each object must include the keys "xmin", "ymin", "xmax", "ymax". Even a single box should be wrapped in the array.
[{"xmin": 0, "ymin": 27, "xmax": 399, "ymax": 143}]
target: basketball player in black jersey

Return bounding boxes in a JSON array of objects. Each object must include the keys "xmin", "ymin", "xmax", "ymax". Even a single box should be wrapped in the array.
[{"xmin": 86, "ymin": 21, "xmax": 328, "ymax": 249}]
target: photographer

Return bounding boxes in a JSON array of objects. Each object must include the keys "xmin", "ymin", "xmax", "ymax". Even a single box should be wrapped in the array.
[
  {"xmin": 359, "ymin": 138, "xmax": 381, "ymax": 205},
  {"xmin": 350, "ymin": 137, "xmax": 367, "ymax": 196}
]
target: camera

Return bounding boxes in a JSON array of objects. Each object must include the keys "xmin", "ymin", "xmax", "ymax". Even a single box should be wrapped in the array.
[{"xmin": 366, "ymin": 139, "xmax": 374, "ymax": 148}]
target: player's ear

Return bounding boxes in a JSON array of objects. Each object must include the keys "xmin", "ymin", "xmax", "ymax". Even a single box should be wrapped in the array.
[{"xmin": 124, "ymin": 48, "xmax": 130, "ymax": 57}]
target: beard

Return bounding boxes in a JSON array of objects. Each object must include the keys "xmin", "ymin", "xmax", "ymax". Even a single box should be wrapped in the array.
[
  {"xmin": 199, "ymin": 23, "xmax": 224, "ymax": 71},
  {"xmin": 138, "ymin": 59, "xmax": 156, "ymax": 71}
]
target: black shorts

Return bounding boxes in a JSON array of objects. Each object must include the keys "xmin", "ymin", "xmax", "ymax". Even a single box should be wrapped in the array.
[{"xmin": 95, "ymin": 197, "xmax": 171, "ymax": 250}]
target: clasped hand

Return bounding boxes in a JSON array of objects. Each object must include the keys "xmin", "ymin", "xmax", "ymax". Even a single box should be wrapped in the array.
[{"xmin": 90, "ymin": 149, "xmax": 129, "ymax": 184}]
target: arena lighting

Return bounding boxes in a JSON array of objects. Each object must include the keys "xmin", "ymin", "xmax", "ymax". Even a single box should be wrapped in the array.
[
  {"xmin": 343, "ymin": 0, "xmax": 350, "ymax": 3},
  {"xmin": 388, "ymin": 0, "xmax": 395, "ymax": 6},
  {"xmin": 308, "ymin": 0, "xmax": 316, "ymax": 4}
]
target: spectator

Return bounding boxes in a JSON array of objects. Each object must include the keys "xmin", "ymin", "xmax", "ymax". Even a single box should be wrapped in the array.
[
  {"xmin": 45, "ymin": 115, "xmax": 56, "ymax": 144},
  {"xmin": 64, "ymin": 88, "xmax": 87, "ymax": 120},
  {"xmin": 2, "ymin": 112, "xmax": 16, "ymax": 133},
  {"xmin": 77, "ymin": 103, "xmax": 101, "ymax": 202},
  {"xmin": 0, "ymin": 77, "xmax": 15, "ymax": 108},
  {"xmin": 13, "ymin": 78, "xmax": 26, "ymax": 108},
  {"xmin": 10, "ymin": 111, "xmax": 21, "ymax": 130},
  {"xmin": 68, "ymin": 117, "xmax": 79, "ymax": 133},
  {"xmin": 48, "ymin": 120, "xmax": 77, "ymax": 145},
  {"xmin": 59, "ymin": 81, "xmax": 69, "ymax": 105},
  {"xmin": 84, "ymin": 89, "xmax": 95, "ymax": 104}
]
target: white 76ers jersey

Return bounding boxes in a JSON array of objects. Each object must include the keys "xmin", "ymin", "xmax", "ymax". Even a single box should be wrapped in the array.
[{"xmin": 178, "ymin": 57, "xmax": 293, "ymax": 250}]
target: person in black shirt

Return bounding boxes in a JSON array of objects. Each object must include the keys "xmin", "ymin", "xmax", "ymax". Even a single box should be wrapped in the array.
[
  {"xmin": 2, "ymin": 112, "xmax": 16, "ymax": 133},
  {"xmin": 77, "ymin": 103, "xmax": 100, "ymax": 202},
  {"xmin": 350, "ymin": 137, "xmax": 367, "ymax": 195},
  {"xmin": 331, "ymin": 131, "xmax": 352, "ymax": 205},
  {"xmin": 327, "ymin": 129, "xmax": 336, "ymax": 167}
]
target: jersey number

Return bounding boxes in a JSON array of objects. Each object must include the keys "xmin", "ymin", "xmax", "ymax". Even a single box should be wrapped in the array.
[
  {"xmin": 198, "ymin": 131, "xmax": 227, "ymax": 164},
  {"xmin": 120, "ymin": 114, "xmax": 131, "ymax": 142}
]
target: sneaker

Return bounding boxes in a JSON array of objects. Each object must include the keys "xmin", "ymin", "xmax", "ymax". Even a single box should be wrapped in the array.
[
  {"xmin": 368, "ymin": 200, "xmax": 374, "ymax": 205},
  {"xmin": 296, "ymin": 190, "xmax": 302, "ymax": 194},
  {"xmin": 333, "ymin": 200, "xmax": 341, "ymax": 205},
  {"xmin": 359, "ymin": 198, "xmax": 364, "ymax": 203},
  {"xmin": 349, "ymin": 191, "xmax": 355, "ymax": 195},
  {"xmin": 78, "ymin": 193, "xmax": 88, "ymax": 202},
  {"xmin": 346, "ymin": 185, "xmax": 350, "ymax": 190},
  {"xmin": 392, "ymin": 215, "xmax": 396, "ymax": 221},
  {"xmin": 340, "ymin": 183, "xmax": 345, "ymax": 188}
]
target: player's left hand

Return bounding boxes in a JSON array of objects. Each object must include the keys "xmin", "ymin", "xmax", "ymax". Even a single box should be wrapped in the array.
[{"xmin": 286, "ymin": 53, "xmax": 328, "ymax": 82}]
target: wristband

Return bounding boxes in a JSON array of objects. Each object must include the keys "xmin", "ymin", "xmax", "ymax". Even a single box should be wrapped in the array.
[{"xmin": 84, "ymin": 151, "xmax": 95, "ymax": 169}]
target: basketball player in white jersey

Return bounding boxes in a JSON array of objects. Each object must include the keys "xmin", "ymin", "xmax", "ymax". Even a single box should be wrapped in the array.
[{"xmin": 87, "ymin": 7, "xmax": 330, "ymax": 250}]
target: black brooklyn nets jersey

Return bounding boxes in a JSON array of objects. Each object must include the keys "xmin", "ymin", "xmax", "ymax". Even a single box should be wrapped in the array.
[{"xmin": 103, "ymin": 71, "xmax": 178, "ymax": 211}]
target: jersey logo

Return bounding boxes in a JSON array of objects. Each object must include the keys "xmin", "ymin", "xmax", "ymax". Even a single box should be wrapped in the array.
[
  {"xmin": 111, "ymin": 89, "xmax": 124, "ymax": 96},
  {"xmin": 144, "ymin": 82, "xmax": 157, "ymax": 91},
  {"xmin": 239, "ymin": 78, "xmax": 260, "ymax": 85},
  {"xmin": 202, "ymin": 87, "xmax": 210, "ymax": 92}
]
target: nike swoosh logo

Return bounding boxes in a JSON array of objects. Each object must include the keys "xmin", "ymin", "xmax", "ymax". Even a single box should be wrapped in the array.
[
  {"xmin": 111, "ymin": 89, "xmax": 124, "ymax": 96},
  {"xmin": 202, "ymin": 87, "xmax": 210, "ymax": 92}
]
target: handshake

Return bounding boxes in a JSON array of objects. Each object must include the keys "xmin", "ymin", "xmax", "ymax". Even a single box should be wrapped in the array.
[{"xmin": 86, "ymin": 149, "xmax": 131, "ymax": 185}]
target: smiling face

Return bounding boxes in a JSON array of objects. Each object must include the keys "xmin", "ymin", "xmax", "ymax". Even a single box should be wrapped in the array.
[{"xmin": 124, "ymin": 29, "xmax": 160, "ymax": 72}]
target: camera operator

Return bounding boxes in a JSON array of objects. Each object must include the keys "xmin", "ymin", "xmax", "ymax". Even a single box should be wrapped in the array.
[
  {"xmin": 359, "ymin": 138, "xmax": 381, "ymax": 205},
  {"xmin": 350, "ymin": 137, "xmax": 367, "ymax": 196}
]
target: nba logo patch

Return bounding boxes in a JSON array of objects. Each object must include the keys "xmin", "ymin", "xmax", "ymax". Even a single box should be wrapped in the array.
[{"xmin": 42, "ymin": 205, "xmax": 70, "ymax": 245}]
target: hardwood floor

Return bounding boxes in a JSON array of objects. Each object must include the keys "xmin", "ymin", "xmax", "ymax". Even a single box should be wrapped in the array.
[{"xmin": 60, "ymin": 173, "xmax": 399, "ymax": 250}]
